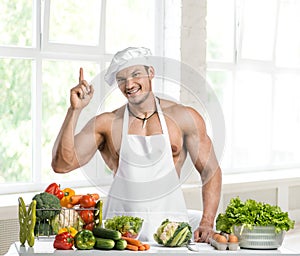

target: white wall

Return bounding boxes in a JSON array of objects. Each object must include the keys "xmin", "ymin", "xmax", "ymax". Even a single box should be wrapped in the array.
[{"xmin": 179, "ymin": 0, "xmax": 300, "ymax": 224}]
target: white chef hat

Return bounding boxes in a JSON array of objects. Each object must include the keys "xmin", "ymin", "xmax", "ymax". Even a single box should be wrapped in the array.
[{"xmin": 104, "ymin": 47, "xmax": 153, "ymax": 86}]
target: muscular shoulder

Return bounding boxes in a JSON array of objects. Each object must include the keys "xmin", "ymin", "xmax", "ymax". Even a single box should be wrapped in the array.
[
  {"xmin": 160, "ymin": 98, "xmax": 206, "ymax": 133},
  {"xmin": 159, "ymin": 98, "xmax": 184, "ymax": 116},
  {"xmin": 92, "ymin": 105, "xmax": 125, "ymax": 153},
  {"xmin": 94, "ymin": 105, "xmax": 125, "ymax": 134}
]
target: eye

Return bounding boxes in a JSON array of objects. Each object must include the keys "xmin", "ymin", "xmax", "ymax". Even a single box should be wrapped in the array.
[
  {"xmin": 116, "ymin": 78, "xmax": 125, "ymax": 84},
  {"xmin": 132, "ymin": 72, "xmax": 141, "ymax": 78}
]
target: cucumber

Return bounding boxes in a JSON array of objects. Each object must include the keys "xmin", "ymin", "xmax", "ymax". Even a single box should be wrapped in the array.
[
  {"xmin": 114, "ymin": 239, "xmax": 127, "ymax": 250},
  {"xmin": 93, "ymin": 227, "xmax": 122, "ymax": 240},
  {"xmin": 94, "ymin": 237, "xmax": 115, "ymax": 250}
]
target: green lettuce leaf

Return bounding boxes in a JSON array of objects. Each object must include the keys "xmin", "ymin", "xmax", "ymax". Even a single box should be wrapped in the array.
[{"xmin": 216, "ymin": 197, "xmax": 295, "ymax": 233}]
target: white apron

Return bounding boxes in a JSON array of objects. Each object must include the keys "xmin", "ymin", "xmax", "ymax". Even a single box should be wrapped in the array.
[{"xmin": 104, "ymin": 98, "xmax": 189, "ymax": 241}]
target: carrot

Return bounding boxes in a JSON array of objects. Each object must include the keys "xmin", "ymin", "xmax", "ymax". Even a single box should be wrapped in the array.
[
  {"xmin": 142, "ymin": 243, "xmax": 150, "ymax": 250},
  {"xmin": 70, "ymin": 195, "xmax": 82, "ymax": 205},
  {"xmin": 66, "ymin": 203, "xmax": 74, "ymax": 209},
  {"xmin": 138, "ymin": 245, "xmax": 145, "ymax": 251},
  {"xmin": 121, "ymin": 236, "xmax": 141, "ymax": 247},
  {"xmin": 126, "ymin": 244, "xmax": 138, "ymax": 251},
  {"xmin": 89, "ymin": 193, "xmax": 100, "ymax": 200}
]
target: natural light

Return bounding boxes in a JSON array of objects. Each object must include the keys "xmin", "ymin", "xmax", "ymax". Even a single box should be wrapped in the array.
[{"xmin": 0, "ymin": 0, "xmax": 300, "ymax": 195}]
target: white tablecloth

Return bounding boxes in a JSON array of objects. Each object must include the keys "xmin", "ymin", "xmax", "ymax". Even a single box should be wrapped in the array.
[{"xmin": 4, "ymin": 239, "xmax": 299, "ymax": 256}]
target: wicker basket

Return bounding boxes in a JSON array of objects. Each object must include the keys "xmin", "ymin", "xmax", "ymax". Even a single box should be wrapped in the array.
[{"xmin": 233, "ymin": 225, "xmax": 285, "ymax": 249}]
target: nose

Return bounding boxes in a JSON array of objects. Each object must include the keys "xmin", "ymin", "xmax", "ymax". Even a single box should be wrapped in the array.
[{"xmin": 125, "ymin": 77, "xmax": 135, "ymax": 88}]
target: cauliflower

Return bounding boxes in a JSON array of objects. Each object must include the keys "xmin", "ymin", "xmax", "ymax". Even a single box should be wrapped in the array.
[
  {"xmin": 153, "ymin": 219, "xmax": 192, "ymax": 247},
  {"xmin": 51, "ymin": 208, "xmax": 84, "ymax": 234},
  {"xmin": 160, "ymin": 222, "xmax": 179, "ymax": 243}
]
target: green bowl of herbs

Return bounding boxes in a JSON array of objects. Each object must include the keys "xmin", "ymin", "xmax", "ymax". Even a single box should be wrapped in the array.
[{"xmin": 104, "ymin": 215, "xmax": 144, "ymax": 238}]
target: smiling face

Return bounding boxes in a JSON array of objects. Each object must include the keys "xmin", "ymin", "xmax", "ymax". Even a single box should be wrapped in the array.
[{"xmin": 116, "ymin": 65, "xmax": 154, "ymax": 105}]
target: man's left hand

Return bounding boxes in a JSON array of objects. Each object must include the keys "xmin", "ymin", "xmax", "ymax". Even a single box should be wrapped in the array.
[{"xmin": 193, "ymin": 224, "xmax": 215, "ymax": 243}]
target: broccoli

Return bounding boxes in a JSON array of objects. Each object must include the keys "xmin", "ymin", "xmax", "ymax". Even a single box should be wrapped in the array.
[
  {"xmin": 33, "ymin": 192, "xmax": 61, "ymax": 221},
  {"xmin": 34, "ymin": 221, "xmax": 53, "ymax": 236}
]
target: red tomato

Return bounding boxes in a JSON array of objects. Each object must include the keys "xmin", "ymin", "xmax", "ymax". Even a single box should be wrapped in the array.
[
  {"xmin": 79, "ymin": 195, "xmax": 96, "ymax": 208},
  {"xmin": 83, "ymin": 222, "xmax": 95, "ymax": 231},
  {"xmin": 79, "ymin": 210, "xmax": 94, "ymax": 224},
  {"xmin": 122, "ymin": 231, "xmax": 138, "ymax": 239}
]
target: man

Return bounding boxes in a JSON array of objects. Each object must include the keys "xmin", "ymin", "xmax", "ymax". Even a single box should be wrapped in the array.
[{"xmin": 52, "ymin": 47, "xmax": 222, "ymax": 243}]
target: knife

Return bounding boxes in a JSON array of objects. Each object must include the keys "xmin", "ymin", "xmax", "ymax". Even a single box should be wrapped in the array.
[{"xmin": 187, "ymin": 240, "xmax": 199, "ymax": 252}]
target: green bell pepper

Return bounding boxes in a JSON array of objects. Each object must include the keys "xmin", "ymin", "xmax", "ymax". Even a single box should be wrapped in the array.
[{"xmin": 74, "ymin": 230, "xmax": 96, "ymax": 250}]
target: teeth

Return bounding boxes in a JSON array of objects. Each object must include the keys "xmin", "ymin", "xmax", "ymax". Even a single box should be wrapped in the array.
[{"xmin": 127, "ymin": 88, "xmax": 139, "ymax": 95}]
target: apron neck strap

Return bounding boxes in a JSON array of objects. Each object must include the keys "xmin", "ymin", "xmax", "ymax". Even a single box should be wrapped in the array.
[
  {"xmin": 155, "ymin": 97, "xmax": 168, "ymax": 134},
  {"xmin": 123, "ymin": 96, "xmax": 168, "ymax": 135}
]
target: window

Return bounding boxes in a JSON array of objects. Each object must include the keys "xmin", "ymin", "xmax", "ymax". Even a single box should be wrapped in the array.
[
  {"xmin": 0, "ymin": 0, "xmax": 166, "ymax": 194},
  {"xmin": 207, "ymin": 0, "xmax": 300, "ymax": 173}
]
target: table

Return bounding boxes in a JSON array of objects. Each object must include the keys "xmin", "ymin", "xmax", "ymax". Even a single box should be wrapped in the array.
[{"xmin": 5, "ymin": 239, "xmax": 299, "ymax": 256}]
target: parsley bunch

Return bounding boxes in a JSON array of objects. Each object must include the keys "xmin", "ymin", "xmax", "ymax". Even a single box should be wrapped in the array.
[{"xmin": 216, "ymin": 197, "xmax": 295, "ymax": 234}]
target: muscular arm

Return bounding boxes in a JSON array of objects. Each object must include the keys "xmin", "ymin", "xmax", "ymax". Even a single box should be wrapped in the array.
[
  {"xmin": 52, "ymin": 109, "xmax": 102, "ymax": 173},
  {"xmin": 184, "ymin": 107, "xmax": 222, "ymax": 242},
  {"xmin": 52, "ymin": 68, "xmax": 101, "ymax": 173}
]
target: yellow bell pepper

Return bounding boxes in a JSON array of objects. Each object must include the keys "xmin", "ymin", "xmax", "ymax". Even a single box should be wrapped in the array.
[
  {"xmin": 60, "ymin": 188, "xmax": 75, "ymax": 207},
  {"xmin": 58, "ymin": 226, "xmax": 78, "ymax": 237}
]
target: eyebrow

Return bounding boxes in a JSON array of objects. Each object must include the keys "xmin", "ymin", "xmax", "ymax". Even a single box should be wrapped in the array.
[{"xmin": 116, "ymin": 68, "xmax": 142, "ymax": 79}]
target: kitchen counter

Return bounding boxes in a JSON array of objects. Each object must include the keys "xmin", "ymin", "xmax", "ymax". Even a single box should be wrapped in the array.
[{"xmin": 5, "ymin": 238, "xmax": 300, "ymax": 256}]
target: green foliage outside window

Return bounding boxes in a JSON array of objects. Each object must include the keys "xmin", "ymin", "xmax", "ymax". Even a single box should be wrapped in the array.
[
  {"xmin": 0, "ymin": 0, "xmax": 33, "ymax": 183},
  {"xmin": 0, "ymin": 0, "xmax": 156, "ymax": 186},
  {"xmin": 0, "ymin": 0, "xmax": 32, "ymax": 46},
  {"xmin": 0, "ymin": 59, "xmax": 32, "ymax": 182}
]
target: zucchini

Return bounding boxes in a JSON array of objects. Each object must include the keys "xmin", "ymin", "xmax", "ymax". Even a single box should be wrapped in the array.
[
  {"xmin": 93, "ymin": 227, "xmax": 122, "ymax": 240},
  {"xmin": 94, "ymin": 237, "xmax": 115, "ymax": 250},
  {"xmin": 114, "ymin": 239, "xmax": 127, "ymax": 250}
]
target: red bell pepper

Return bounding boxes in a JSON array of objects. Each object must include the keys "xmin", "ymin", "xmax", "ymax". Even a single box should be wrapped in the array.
[
  {"xmin": 45, "ymin": 183, "xmax": 64, "ymax": 200},
  {"xmin": 53, "ymin": 232, "xmax": 74, "ymax": 250}
]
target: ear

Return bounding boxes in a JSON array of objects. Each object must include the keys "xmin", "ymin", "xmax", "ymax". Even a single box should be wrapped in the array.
[{"xmin": 148, "ymin": 66, "xmax": 155, "ymax": 79}]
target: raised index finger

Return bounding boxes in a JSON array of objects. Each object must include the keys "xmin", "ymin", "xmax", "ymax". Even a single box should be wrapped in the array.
[{"xmin": 79, "ymin": 67, "xmax": 84, "ymax": 82}]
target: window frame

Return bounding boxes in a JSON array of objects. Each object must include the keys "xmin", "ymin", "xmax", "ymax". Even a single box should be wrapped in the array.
[
  {"xmin": 0, "ymin": 0, "xmax": 167, "ymax": 194},
  {"xmin": 207, "ymin": 0, "xmax": 300, "ymax": 174}
]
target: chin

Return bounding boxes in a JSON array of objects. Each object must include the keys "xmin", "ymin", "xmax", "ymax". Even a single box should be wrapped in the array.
[{"xmin": 128, "ymin": 92, "xmax": 150, "ymax": 105}]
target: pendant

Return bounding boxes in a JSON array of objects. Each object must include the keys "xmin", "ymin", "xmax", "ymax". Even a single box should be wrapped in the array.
[{"xmin": 142, "ymin": 118, "xmax": 147, "ymax": 128}]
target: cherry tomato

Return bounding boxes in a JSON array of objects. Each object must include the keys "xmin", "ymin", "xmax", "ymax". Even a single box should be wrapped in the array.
[
  {"xmin": 79, "ymin": 210, "xmax": 94, "ymax": 224},
  {"xmin": 122, "ymin": 231, "xmax": 138, "ymax": 239},
  {"xmin": 79, "ymin": 195, "xmax": 96, "ymax": 208}
]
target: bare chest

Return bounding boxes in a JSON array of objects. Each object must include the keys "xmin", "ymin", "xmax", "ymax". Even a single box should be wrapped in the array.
[{"xmin": 101, "ymin": 114, "xmax": 185, "ymax": 171}]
